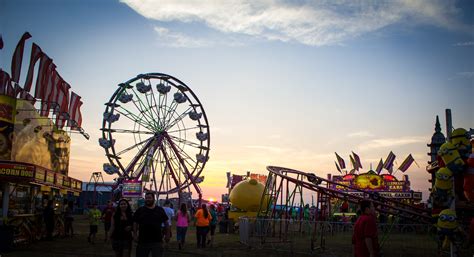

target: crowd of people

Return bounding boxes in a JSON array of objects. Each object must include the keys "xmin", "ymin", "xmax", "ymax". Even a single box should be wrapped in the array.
[
  {"xmin": 80, "ymin": 192, "xmax": 222, "ymax": 257},
  {"xmin": 38, "ymin": 192, "xmax": 425, "ymax": 257}
]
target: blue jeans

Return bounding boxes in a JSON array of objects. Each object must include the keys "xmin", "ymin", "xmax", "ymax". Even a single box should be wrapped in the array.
[
  {"xmin": 136, "ymin": 242, "xmax": 163, "ymax": 257},
  {"xmin": 176, "ymin": 226, "xmax": 188, "ymax": 243}
]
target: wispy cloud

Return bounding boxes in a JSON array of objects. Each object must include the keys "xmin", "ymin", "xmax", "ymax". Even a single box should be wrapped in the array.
[
  {"xmin": 121, "ymin": 0, "xmax": 471, "ymax": 46},
  {"xmin": 347, "ymin": 131, "xmax": 374, "ymax": 138},
  {"xmin": 453, "ymin": 41, "xmax": 474, "ymax": 47},
  {"xmin": 245, "ymin": 145, "xmax": 290, "ymax": 153},
  {"xmin": 449, "ymin": 71, "xmax": 474, "ymax": 80},
  {"xmin": 154, "ymin": 26, "xmax": 213, "ymax": 48},
  {"xmin": 359, "ymin": 136, "xmax": 426, "ymax": 150}
]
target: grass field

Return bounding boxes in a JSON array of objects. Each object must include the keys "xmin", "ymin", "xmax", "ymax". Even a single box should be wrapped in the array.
[{"xmin": 1, "ymin": 215, "xmax": 472, "ymax": 257}]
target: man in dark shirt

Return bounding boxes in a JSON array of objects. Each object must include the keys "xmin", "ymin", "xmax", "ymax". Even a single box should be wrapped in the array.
[
  {"xmin": 133, "ymin": 192, "xmax": 170, "ymax": 257},
  {"xmin": 352, "ymin": 200, "xmax": 380, "ymax": 257}
]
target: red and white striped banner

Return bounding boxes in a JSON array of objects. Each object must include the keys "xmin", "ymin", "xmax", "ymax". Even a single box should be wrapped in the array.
[
  {"xmin": 11, "ymin": 32, "xmax": 32, "ymax": 83},
  {"xmin": 23, "ymin": 43, "xmax": 44, "ymax": 93},
  {"xmin": 55, "ymin": 79, "xmax": 70, "ymax": 128},
  {"xmin": 68, "ymin": 91, "xmax": 82, "ymax": 128},
  {"xmin": 40, "ymin": 67, "xmax": 59, "ymax": 117},
  {"xmin": 34, "ymin": 55, "xmax": 53, "ymax": 100}
]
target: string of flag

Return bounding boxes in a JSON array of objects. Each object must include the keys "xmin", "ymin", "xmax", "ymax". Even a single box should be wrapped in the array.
[
  {"xmin": 0, "ymin": 32, "xmax": 84, "ymax": 131},
  {"xmin": 334, "ymin": 151, "xmax": 416, "ymax": 175}
]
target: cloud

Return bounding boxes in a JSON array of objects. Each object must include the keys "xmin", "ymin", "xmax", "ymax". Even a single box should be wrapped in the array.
[
  {"xmin": 245, "ymin": 145, "xmax": 290, "ymax": 153},
  {"xmin": 359, "ymin": 136, "xmax": 426, "ymax": 150},
  {"xmin": 453, "ymin": 41, "xmax": 474, "ymax": 47},
  {"xmin": 153, "ymin": 26, "xmax": 213, "ymax": 48},
  {"xmin": 121, "ymin": 0, "xmax": 471, "ymax": 46},
  {"xmin": 347, "ymin": 131, "xmax": 374, "ymax": 138},
  {"xmin": 449, "ymin": 71, "xmax": 474, "ymax": 80}
]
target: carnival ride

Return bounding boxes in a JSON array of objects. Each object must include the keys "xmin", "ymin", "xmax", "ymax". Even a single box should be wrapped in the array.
[
  {"xmin": 241, "ymin": 166, "xmax": 432, "ymax": 253},
  {"xmin": 99, "ymin": 73, "xmax": 210, "ymax": 204},
  {"xmin": 258, "ymin": 166, "xmax": 431, "ymax": 223}
]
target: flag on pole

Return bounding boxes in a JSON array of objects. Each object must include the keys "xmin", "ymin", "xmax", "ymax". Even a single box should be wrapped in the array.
[
  {"xmin": 398, "ymin": 154, "xmax": 414, "ymax": 172},
  {"xmin": 350, "ymin": 155, "xmax": 357, "ymax": 171},
  {"xmin": 335, "ymin": 152, "xmax": 346, "ymax": 170},
  {"xmin": 40, "ymin": 66, "xmax": 60, "ymax": 117},
  {"xmin": 23, "ymin": 43, "xmax": 44, "ymax": 93},
  {"xmin": 11, "ymin": 32, "xmax": 32, "ymax": 83},
  {"xmin": 55, "ymin": 80, "xmax": 70, "ymax": 128},
  {"xmin": 68, "ymin": 91, "xmax": 82, "ymax": 128},
  {"xmin": 375, "ymin": 158, "xmax": 384, "ymax": 174},
  {"xmin": 383, "ymin": 151, "xmax": 396, "ymax": 171},
  {"xmin": 0, "ymin": 70, "xmax": 11, "ymax": 95},
  {"xmin": 335, "ymin": 161, "xmax": 342, "ymax": 174},
  {"xmin": 352, "ymin": 151, "xmax": 363, "ymax": 170},
  {"xmin": 34, "ymin": 55, "xmax": 53, "ymax": 99}
]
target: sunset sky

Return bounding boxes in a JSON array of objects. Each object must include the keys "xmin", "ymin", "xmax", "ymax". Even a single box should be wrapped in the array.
[{"xmin": 1, "ymin": 0, "xmax": 473, "ymax": 201}]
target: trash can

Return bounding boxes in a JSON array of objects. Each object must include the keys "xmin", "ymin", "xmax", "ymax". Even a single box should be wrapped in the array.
[{"xmin": 0, "ymin": 225, "xmax": 14, "ymax": 252}]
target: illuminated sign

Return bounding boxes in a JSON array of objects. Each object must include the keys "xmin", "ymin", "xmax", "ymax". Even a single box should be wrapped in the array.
[
  {"xmin": 0, "ymin": 163, "xmax": 35, "ymax": 178},
  {"xmin": 63, "ymin": 178, "xmax": 71, "ymax": 187},
  {"xmin": 346, "ymin": 191, "xmax": 422, "ymax": 200},
  {"xmin": 46, "ymin": 172, "xmax": 55, "ymax": 183},
  {"xmin": 331, "ymin": 172, "xmax": 410, "ymax": 192},
  {"xmin": 56, "ymin": 174, "xmax": 64, "ymax": 186},
  {"xmin": 123, "ymin": 180, "xmax": 142, "ymax": 197}
]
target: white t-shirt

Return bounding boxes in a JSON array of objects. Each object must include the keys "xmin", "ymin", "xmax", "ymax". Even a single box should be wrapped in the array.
[{"xmin": 163, "ymin": 206, "xmax": 174, "ymax": 227}]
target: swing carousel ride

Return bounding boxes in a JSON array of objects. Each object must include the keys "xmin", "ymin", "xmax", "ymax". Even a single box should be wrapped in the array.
[{"xmin": 99, "ymin": 73, "xmax": 210, "ymax": 203}]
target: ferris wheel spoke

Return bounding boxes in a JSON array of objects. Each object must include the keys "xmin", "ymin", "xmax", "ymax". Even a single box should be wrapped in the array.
[
  {"xmin": 142, "ymin": 81, "xmax": 161, "ymax": 128},
  {"xmin": 163, "ymin": 139, "xmax": 200, "ymax": 174},
  {"xmin": 163, "ymin": 106, "xmax": 192, "ymax": 131},
  {"xmin": 129, "ymin": 86, "xmax": 159, "ymax": 128},
  {"xmin": 116, "ymin": 137, "xmax": 153, "ymax": 157},
  {"xmin": 157, "ymin": 92, "xmax": 168, "ymax": 129},
  {"xmin": 168, "ymin": 135, "xmax": 202, "ymax": 148},
  {"xmin": 161, "ymin": 101, "xmax": 179, "ymax": 129},
  {"xmin": 158, "ymin": 146, "xmax": 182, "ymax": 190},
  {"xmin": 107, "ymin": 128, "xmax": 155, "ymax": 135},
  {"xmin": 148, "ymin": 86, "xmax": 163, "ymax": 129},
  {"xmin": 167, "ymin": 125, "xmax": 201, "ymax": 134},
  {"xmin": 115, "ymin": 107, "xmax": 155, "ymax": 132},
  {"xmin": 129, "ymin": 94, "xmax": 158, "ymax": 131}
]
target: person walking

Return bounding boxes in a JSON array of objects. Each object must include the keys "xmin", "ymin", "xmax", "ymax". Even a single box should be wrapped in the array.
[
  {"xmin": 207, "ymin": 205, "xmax": 218, "ymax": 246},
  {"xmin": 194, "ymin": 204, "xmax": 212, "ymax": 248},
  {"xmin": 352, "ymin": 200, "xmax": 380, "ymax": 257},
  {"xmin": 102, "ymin": 201, "xmax": 115, "ymax": 242},
  {"xmin": 133, "ymin": 192, "xmax": 170, "ymax": 257},
  {"xmin": 64, "ymin": 201, "xmax": 74, "ymax": 237},
  {"xmin": 43, "ymin": 200, "xmax": 55, "ymax": 241},
  {"xmin": 88, "ymin": 203, "xmax": 101, "ymax": 244},
  {"xmin": 162, "ymin": 200, "xmax": 174, "ymax": 243},
  {"xmin": 176, "ymin": 203, "xmax": 190, "ymax": 250},
  {"xmin": 109, "ymin": 199, "xmax": 133, "ymax": 257}
]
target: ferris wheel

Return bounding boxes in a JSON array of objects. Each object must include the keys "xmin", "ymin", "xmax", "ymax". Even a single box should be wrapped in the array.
[{"xmin": 100, "ymin": 73, "xmax": 210, "ymax": 201}]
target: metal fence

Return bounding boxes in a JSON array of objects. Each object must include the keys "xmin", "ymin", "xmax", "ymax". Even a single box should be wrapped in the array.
[{"xmin": 238, "ymin": 217, "xmax": 435, "ymax": 255}]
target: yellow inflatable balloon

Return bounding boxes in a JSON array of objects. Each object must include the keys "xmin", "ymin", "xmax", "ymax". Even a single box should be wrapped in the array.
[{"xmin": 229, "ymin": 179, "xmax": 267, "ymax": 212}]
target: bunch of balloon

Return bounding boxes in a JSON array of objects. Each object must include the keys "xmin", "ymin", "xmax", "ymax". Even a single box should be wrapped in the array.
[
  {"xmin": 463, "ymin": 137, "xmax": 474, "ymax": 202},
  {"xmin": 437, "ymin": 128, "xmax": 472, "ymax": 203}
]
